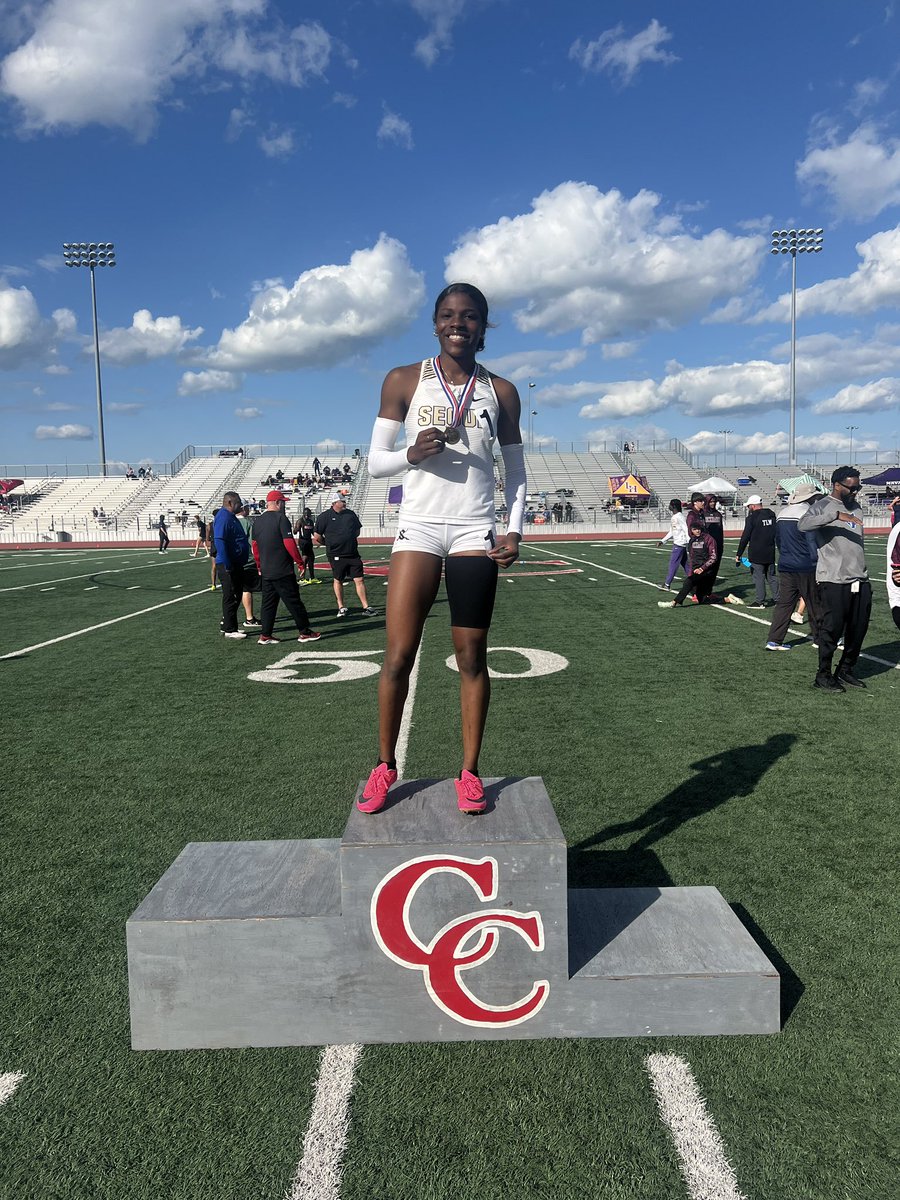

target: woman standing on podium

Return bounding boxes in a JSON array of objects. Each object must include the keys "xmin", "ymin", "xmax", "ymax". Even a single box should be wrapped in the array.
[{"xmin": 362, "ymin": 283, "xmax": 527, "ymax": 816}]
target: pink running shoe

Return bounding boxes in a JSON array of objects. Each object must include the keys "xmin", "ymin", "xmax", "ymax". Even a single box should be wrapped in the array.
[
  {"xmin": 358, "ymin": 763, "xmax": 397, "ymax": 814},
  {"xmin": 455, "ymin": 770, "xmax": 486, "ymax": 814}
]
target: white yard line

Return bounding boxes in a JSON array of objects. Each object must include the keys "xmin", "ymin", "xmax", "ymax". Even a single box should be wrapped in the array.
[
  {"xmin": 0, "ymin": 557, "xmax": 188, "ymax": 593},
  {"xmin": 1, "ymin": 589, "xmax": 209, "ymax": 659},
  {"xmin": 284, "ymin": 1045, "xmax": 363, "ymax": 1200},
  {"xmin": 645, "ymin": 1053, "xmax": 747, "ymax": 1200},
  {"xmin": 529, "ymin": 545, "xmax": 900, "ymax": 671},
  {"xmin": 285, "ymin": 638, "xmax": 423, "ymax": 1199},
  {"xmin": 0, "ymin": 1072, "xmax": 25, "ymax": 1107}
]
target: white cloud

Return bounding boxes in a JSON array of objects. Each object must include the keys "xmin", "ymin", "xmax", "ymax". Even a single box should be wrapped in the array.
[
  {"xmin": 258, "ymin": 127, "xmax": 294, "ymax": 158},
  {"xmin": 445, "ymin": 182, "xmax": 763, "ymax": 345},
  {"xmin": 44, "ymin": 364, "xmax": 72, "ymax": 376},
  {"xmin": 179, "ymin": 368, "xmax": 244, "ymax": 395},
  {"xmin": 410, "ymin": 0, "xmax": 468, "ymax": 67},
  {"xmin": 753, "ymin": 226, "xmax": 900, "ymax": 322},
  {"xmin": 315, "ymin": 438, "xmax": 343, "ymax": 449},
  {"xmin": 481, "ymin": 348, "xmax": 587, "ymax": 384},
  {"xmin": 377, "ymin": 108, "xmax": 413, "ymax": 149},
  {"xmin": 44, "ymin": 400, "xmax": 78, "ymax": 411},
  {"xmin": 98, "ymin": 310, "xmax": 203, "ymax": 365},
  {"xmin": 0, "ymin": 280, "xmax": 68, "ymax": 367},
  {"xmin": 849, "ymin": 77, "xmax": 888, "ymax": 117},
  {"xmin": 601, "ymin": 341, "xmax": 639, "ymax": 360},
  {"xmin": 37, "ymin": 254, "xmax": 64, "ymax": 272},
  {"xmin": 577, "ymin": 324, "xmax": 900, "ymax": 423},
  {"xmin": 235, "ymin": 406, "xmax": 263, "ymax": 419},
  {"xmin": 203, "ymin": 234, "xmax": 425, "ymax": 372},
  {"xmin": 797, "ymin": 122, "xmax": 900, "ymax": 219},
  {"xmin": 814, "ymin": 377, "xmax": 899, "ymax": 413},
  {"xmin": 569, "ymin": 19, "xmax": 678, "ymax": 86},
  {"xmin": 687, "ymin": 428, "xmax": 879, "ymax": 457},
  {"xmin": 108, "ymin": 402, "xmax": 144, "ymax": 414},
  {"xmin": 35, "ymin": 423, "xmax": 93, "ymax": 439},
  {"xmin": 332, "ymin": 91, "xmax": 356, "ymax": 108},
  {"xmin": 0, "ymin": 2, "xmax": 332, "ymax": 138}
]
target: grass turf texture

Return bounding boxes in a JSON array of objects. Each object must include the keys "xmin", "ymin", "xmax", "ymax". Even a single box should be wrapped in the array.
[{"xmin": 1, "ymin": 542, "xmax": 898, "ymax": 1199}]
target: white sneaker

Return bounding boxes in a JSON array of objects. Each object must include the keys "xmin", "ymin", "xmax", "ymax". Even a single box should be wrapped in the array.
[
  {"xmin": 222, "ymin": 630, "xmax": 247, "ymax": 639},
  {"xmin": 790, "ymin": 612, "xmax": 805, "ymax": 624},
  {"xmin": 337, "ymin": 607, "xmax": 349, "ymax": 617},
  {"xmin": 657, "ymin": 600, "xmax": 676, "ymax": 608}
]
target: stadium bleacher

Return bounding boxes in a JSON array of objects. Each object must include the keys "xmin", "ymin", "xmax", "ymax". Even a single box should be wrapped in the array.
[{"xmin": 1, "ymin": 446, "xmax": 895, "ymax": 543}]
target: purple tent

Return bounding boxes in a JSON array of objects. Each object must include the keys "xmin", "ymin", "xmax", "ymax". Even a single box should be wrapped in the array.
[{"xmin": 861, "ymin": 467, "xmax": 900, "ymax": 485}]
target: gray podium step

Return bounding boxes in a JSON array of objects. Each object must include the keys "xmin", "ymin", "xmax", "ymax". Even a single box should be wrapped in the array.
[{"xmin": 127, "ymin": 779, "xmax": 780, "ymax": 1049}]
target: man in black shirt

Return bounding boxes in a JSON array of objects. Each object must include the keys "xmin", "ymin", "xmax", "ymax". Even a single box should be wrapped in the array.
[
  {"xmin": 251, "ymin": 491, "xmax": 320, "ymax": 645},
  {"xmin": 313, "ymin": 496, "xmax": 377, "ymax": 617},
  {"xmin": 735, "ymin": 495, "xmax": 778, "ymax": 608}
]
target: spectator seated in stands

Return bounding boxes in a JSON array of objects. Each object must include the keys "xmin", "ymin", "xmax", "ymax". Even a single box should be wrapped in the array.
[
  {"xmin": 138, "ymin": 467, "xmax": 146, "ymax": 479},
  {"xmin": 125, "ymin": 466, "xmax": 137, "ymax": 480}
]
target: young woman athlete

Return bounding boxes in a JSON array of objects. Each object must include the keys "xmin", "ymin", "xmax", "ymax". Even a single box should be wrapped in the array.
[{"xmin": 361, "ymin": 283, "xmax": 527, "ymax": 815}]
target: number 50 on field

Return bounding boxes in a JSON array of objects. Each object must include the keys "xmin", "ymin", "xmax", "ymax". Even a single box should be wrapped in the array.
[{"xmin": 248, "ymin": 646, "xmax": 568, "ymax": 685}]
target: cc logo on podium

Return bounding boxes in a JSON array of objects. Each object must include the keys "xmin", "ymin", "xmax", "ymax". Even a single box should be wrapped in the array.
[{"xmin": 370, "ymin": 855, "xmax": 549, "ymax": 1027}]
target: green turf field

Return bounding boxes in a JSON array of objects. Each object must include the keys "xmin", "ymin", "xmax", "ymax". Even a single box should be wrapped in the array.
[{"xmin": 1, "ymin": 540, "xmax": 897, "ymax": 1200}]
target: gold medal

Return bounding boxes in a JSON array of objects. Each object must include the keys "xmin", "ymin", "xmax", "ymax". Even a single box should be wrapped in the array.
[{"xmin": 444, "ymin": 427, "xmax": 461, "ymax": 444}]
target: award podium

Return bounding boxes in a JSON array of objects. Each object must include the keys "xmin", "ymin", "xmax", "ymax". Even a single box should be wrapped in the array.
[{"xmin": 127, "ymin": 778, "xmax": 779, "ymax": 1049}]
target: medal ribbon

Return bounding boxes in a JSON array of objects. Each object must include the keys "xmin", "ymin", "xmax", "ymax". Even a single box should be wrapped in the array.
[{"xmin": 433, "ymin": 357, "xmax": 478, "ymax": 429}]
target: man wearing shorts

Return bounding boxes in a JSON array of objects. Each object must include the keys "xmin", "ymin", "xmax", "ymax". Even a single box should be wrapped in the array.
[{"xmin": 313, "ymin": 496, "xmax": 376, "ymax": 617}]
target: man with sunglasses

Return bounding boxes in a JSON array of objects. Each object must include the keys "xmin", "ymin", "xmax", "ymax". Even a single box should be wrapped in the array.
[{"xmin": 798, "ymin": 466, "xmax": 871, "ymax": 692}]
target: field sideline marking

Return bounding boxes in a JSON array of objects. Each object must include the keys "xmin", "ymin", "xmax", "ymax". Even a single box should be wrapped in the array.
[
  {"xmin": 285, "ymin": 636, "xmax": 423, "ymax": 1199},
  {"xmin": 645, "ymin": 1054, "xmax": 747, "ymax": 1200},
  {"xmin": 0, "ymin": 556, "xmax": 191, "ymax": 593},
  {"xmin": 0, "ymin": 589, "xmax": 210, "ymax": 659},
  {"xmin": 530, "ymin": 545, "xmax": 900, "ymax": 671},
  {"xmin": 0, "ymin": 1072, "xmax": 25, "ymax": 1106}
]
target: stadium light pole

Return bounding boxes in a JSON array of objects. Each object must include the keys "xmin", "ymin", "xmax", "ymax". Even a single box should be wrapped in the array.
[
  {"xmin": 528, "ymin": 382, "xmax": 536, "ymax": 451},
  {"xmin": 63, "ymin": 241, "xmax": 116, "ymax": 476},
  {"xmin": 771, "ymin": 228, "xmax": 823, "ymax": 466},
  {"xmin": 846, "ymin": 424, "xmax": 859, "ymax": 462},
  {"xmin": 718, "ymin": 428, "xmax": 733, "ymax": 469}
]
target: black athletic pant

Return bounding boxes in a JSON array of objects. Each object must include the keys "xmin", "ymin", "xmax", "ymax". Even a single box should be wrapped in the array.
[
  {"xmin": 767, "ymin": 570, "xmax": 820, "ymax": 644},
  {"xmin": 219, "ymin": 563, "xmax": 246, "ymax": 633},
  {"xmin": 674, "ymin": 570, "xmax": 714, "ymax": 605},
  {"xmin": 816, "ymin": 579, "xmax": 872, "ymax": 674},
  {"xmin": 261, "ymin": 573, "xmax": 311, "ymax": 637},
  {"xmin": 158, "ymin": 527, "xmax": 169, "ymax": 550}
]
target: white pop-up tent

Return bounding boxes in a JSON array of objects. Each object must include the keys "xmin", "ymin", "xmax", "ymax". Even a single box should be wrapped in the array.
[{"xmin": 686, "ymin": 475, "xmax": 738, "ymax": 495}]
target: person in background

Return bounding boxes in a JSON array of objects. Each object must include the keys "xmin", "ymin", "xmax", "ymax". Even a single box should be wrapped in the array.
[
  {"xmin": 206, "ymin": 511, "xmax": 218, "ymax": 589},
  {"xmin": 157, "ymin": 512, "xmax": 170, "ymax": 554},
  {"xmin": 735, "ymin": 495, "xmax": 778, "ymax": 608},
  {"xmin": 658, "ymin": 518, "xmax": 718, "ymax": 608},
  {"xmin": 293, "ymin": 506, "xmax": 319, "ymax": 584},
  {"xmin": 192, "ymin": 514, "xmax": 208, "ymax": 558},
  {"xmin": 252, "ymin": 490, "xmax": 320, "ymax": 645},
  {"xmin": 798, "ymin": 467, "xmax": 871, "ymax": 692},
  {"xmin": 764, "ymin": 482, "xmax": 822, "ymax": 652},
  {"xmin": 702, "ymin": 494, "xmax": 724, "ymax": 584},
  {"xmin": 887, "ymin": 518, "xmax": 900, "ymax": 631},
  {"xmin": 313, "ymin": 495, "xmax": 376, "ymax": 618},
  {"xmin": 657, "ymin": 498, "xmax": 689, "ymax": 590},
  {"xmin": 235, "ymin": 503, "xmax": 261, "ymax": 630},
  {"xmin": 213, "ymin": 491, "xmax": 249, "ymax": 639}
]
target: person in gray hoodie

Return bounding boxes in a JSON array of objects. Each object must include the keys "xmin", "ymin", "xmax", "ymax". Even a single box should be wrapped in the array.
[{"xmin": 797, "ymin": 466, "xmax": 870, "ymax": 692}]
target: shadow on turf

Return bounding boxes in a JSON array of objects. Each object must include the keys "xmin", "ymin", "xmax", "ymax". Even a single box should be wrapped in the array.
[
  {"xmin": 858, "ymin": 641, "xmax": 900, "ymax": 675},
  {"xmin": 569, "ymin": 733, "xmax": 797, "ymax": 855},
  {"xmin": 731, "ymin": 902, "xmax": 805, "ymax": 1025}
]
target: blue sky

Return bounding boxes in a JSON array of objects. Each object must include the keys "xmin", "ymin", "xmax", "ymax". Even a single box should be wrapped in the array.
[{"xmin": 3, "ymin": 0, "xmax": 900, "ymax": 470}]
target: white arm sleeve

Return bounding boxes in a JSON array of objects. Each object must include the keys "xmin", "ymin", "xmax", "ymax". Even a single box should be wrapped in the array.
[
  {"xmin": 501, "ymin": 442, "xmax": 527, "ymax": 536},
  {"xmin": 367, "ymin": 417, "xmax": 410, "ymax": 479}
]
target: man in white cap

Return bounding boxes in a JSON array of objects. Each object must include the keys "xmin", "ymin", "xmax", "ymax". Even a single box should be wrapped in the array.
[
  {"xmin": 734, "ymin": 495, "xmax": 778, "ymax": 608},
  {"xmin": 313, "ymin": 493, "xmax": 377, "ymax": 617},
  {"xmin": 764, "ymin": 482, "xmax": 823, "ymax": 651}
]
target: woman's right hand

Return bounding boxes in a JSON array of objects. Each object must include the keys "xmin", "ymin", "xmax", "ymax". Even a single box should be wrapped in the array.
[{"xmin": 406, "ymin": 426, "xmax": 446, "ymax": 465}]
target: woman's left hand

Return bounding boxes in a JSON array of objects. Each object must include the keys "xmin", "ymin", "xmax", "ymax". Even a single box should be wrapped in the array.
[{"xmin": 488, "ymin": 534, "xmax": 521, "ymax": 569}]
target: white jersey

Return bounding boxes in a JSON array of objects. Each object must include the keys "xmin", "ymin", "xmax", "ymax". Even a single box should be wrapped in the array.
[{"xmin": 401, "ymin": 358, "xmax": 500, "ymax": 523}]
